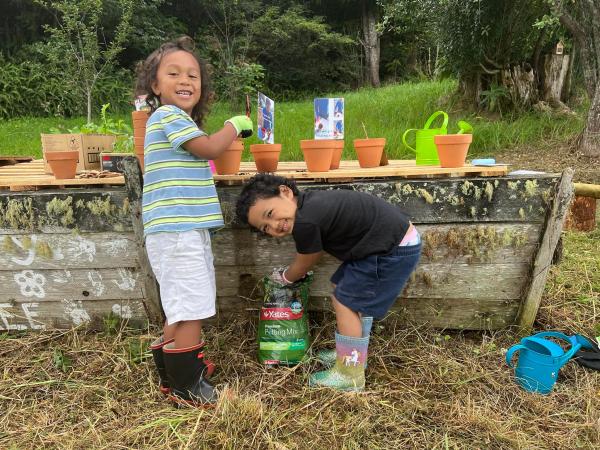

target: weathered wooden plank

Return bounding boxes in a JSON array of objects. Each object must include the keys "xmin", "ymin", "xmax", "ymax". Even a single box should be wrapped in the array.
[
  {"xmin": 212, "ymin": 223, "xmax": 541, "ymax": 266},
  {"xmin": 1, "ymin": 267, "xmax": 144, "ymax": 302},
  {"xmin": 213, "ymin": 262, "xmax": 530, "ymax": 300},
  {"xmin": 212, "ymin": 159, "xmax": 509, "ymax": 183},
  {"xmin": 0, "ymin": 299, "xmax": 147, "ymax": 331},
  {"xmin": 0, "ymin": 188, "xmax": 132, "ymax": 232},
  {"xmin": 0, "ymin": 232, "xmax": 138, "ymax": 270},
  {"xmin": 218, "ymin": 175, "xmax": 560, "ymax": 225},
  {"xmin": 122, "ymin": 156, "xmax": 163, "ymax": 325},
  {"xmin": 214, "ymin": 295, "xmax": 519, "ymax": 330},
  {"xmin": 517, "ymin": 169, "xmax": 574, "ymax": 329}
]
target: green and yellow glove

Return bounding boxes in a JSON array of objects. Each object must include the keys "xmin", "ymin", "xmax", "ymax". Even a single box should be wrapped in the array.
[{"xmin": 225, "ymin": 115, "xmax": 253, "ymax": 138}]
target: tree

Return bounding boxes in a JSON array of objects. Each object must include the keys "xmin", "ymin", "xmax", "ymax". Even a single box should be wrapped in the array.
[
  {"xmin": 248, "ymin": 6, "xmax": 357, "ymax": 96},
  {"xmin": 553, "ymin": 0, "xmax": 600, "ymax": 157},
  {"xmin": 36, "ymin": 0, "xmax": 134, "ymax": 122}
]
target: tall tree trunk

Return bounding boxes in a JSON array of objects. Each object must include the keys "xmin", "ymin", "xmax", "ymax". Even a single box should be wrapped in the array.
[
  {"xmin": 581, "ymin": 85, "xmax": 600, "ymax": 157},
  {"xmin": 361, "ymin": 0, "xmax": 380, "ymax": 87},
  {"xmin": 557, "ymin": 7, "xmax": 600, "ymax": 156},
  {"xmin": 458, "ymin": 72, "xmax": 482, "ymax": 108}
]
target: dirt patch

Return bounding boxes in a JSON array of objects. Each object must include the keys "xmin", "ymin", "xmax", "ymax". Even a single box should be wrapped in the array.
[{"xmin": 496, "ymin": 139, "xmax": 600, "ymax": 184}]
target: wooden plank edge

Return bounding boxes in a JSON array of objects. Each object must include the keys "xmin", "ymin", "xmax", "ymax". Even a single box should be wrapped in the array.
[{"xmin": 516, "ymin": 168, "xmax": 574, "ymax": 330}]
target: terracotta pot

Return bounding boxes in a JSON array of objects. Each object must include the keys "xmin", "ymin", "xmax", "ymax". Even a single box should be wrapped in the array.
[
  {"xmin": 46, "ymin": 150, "xmax": 79, "ymax": 179},
  {"xmin": 330, "ymin": 140, "xmax": 344, "ymax": 169},
  {"xmin": 250, "ymin": 143, "xmax": 281, "ymax": 172},
  {"xmin": 134, "ymin": 143, "xmax": 145, "ymax": 171},
  {"xmin": 353, "ymin": 138, "xmax": 386, "ymax": 168},
  {"xmin": 299, "ymin": 139, "xmax": 335, "ymax": 172},
  {"xmin": 132, "ymin": 110, "xmax": 150, "ymax": 126},
  {"xmin": 434, "ymin": 134, "xmax": 472, "ymax": 168},
  {"xmin": 214, "ymin": 139, "xmax": 244, "ymax": 175}
]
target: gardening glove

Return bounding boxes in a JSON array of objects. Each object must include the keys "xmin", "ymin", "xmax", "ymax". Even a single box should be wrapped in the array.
[
  {"xmin": 269, "ymin": 266, "xmax": 292, "ymax": 286},
  {"xmin": 225, "ymin": 115, "xmax": 253, "ymax": 138}
]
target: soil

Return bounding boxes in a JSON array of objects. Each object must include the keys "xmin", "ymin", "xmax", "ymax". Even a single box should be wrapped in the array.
[{"xmin": 496, "ymin": 140, "xmax": 600, "ymax": 184}]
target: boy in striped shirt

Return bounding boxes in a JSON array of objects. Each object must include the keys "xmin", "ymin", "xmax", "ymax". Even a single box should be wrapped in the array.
[{"xmin": 135, "ymin": 36, "xmax": 252, "ymax": 406}]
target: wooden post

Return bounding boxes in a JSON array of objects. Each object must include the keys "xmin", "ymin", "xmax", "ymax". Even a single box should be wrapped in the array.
[
  {"xmin": 122, "ymin": 156, "xmax": 163, "ymax": 325},
  {"xmin": 517, "ymin": 168, "xmax": 574, "ymax": 330}
]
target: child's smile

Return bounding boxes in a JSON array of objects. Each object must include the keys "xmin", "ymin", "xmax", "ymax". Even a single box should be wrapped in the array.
[
  {"xmin": 247, "ymin": 186, "xmax": 298, "ymax": 238},
  {"xmin": 152, "ymin": 50, "xmax": 201, "ymax": 115}
]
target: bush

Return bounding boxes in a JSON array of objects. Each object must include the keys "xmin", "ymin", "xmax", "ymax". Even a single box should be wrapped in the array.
[
  {"xmin": 248, "ymin": 7, "xmax": 360, "ymax": 98},
  {"xmin": 0, "ymin": 54, "xmax": 133, "ymax": 119}
]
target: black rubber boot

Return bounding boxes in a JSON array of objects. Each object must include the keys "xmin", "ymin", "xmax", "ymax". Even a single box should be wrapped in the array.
[
  {"xmin": 150, "ymin": 336, "xmax": 174, "ymax": 395},
  {"xmin": 163, "ymin": 342, "xmax": 218, "ymax": 406}
]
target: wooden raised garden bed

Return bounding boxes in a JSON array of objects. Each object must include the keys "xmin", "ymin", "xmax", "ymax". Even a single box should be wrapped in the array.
[{"xmin": 0, "ymin": 157, "xmax": 572, "ymax": 331}]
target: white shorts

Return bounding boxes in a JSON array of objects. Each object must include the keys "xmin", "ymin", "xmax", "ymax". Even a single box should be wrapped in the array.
[{"xmin": 145, "ymin": 229, "xmax": 216, "ymax": 324}]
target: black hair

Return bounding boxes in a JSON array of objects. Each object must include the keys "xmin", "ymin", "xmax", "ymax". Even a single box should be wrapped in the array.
[
  {"xmin": 236, "ymin": 174, "xmax": 300, "ymax": 226},
  {"xmin": 134, "ymin": 36, "xmax": 212, "ymax": 128}
]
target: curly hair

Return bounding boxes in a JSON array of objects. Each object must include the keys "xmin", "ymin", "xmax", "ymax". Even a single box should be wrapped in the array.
[
  {"xmin": 134, "ymin": 36, "xmax": 212, "ymax": 128},
  {"xmin": 236, "ymin": 174, "xmax": 300, "ymax": 226}
]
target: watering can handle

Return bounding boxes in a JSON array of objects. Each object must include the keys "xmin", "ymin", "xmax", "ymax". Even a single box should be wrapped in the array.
[
  {"xmin": 506, "ymin": 344, "xmax": 527, "ymax": 368},
  {"xmin": 423, "ymin": 111, "xmax": 449, "ymax": 130},
  {"xmin": 534, "ymin": 331, "xmax": 582, "ymax": 364},
  {"xmin": 402, "ymin": 129, "xmax": 418, "ymax": 153}
]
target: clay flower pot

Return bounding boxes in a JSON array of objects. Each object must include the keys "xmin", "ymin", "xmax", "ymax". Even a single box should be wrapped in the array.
[
  {"xmin": 434, "ymin": 134, "xmax": 472, "ymax": 168},
  {"xmin": 250, "ymin": 143, "xmax": 281, "ymax": 172},
  {"xmin": 132, "ymin": 111, "xmax": 150, "ymax": 172},
  {"xmin": 214, "ymin": 139, "xmax": 244, "ymax": 175},
  {"xmin": 300, "ymin": 139, "xmax": 335, "ymax": 172},
  {"xmin": 46, "ymin": 150, "xmax": 79, "ymax": 179},
  {"xmin": 330, "ymin": 140, "xmax": 344, "ymax": 170},
  {"xmin": 353, "ymin": 138, "xmax": 386, "ymax": 168}
]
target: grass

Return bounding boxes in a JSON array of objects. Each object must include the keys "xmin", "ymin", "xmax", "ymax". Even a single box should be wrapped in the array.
[
  {"xmin": 1, "ymin": 224, "xmax": 598, "ymax": 449},
  {"xmin": 0, "ymin": 79, "xmax": 585, "ymax": 161}
]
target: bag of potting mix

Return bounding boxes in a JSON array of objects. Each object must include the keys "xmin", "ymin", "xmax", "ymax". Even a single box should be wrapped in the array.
[{"xmin": 258, "ymin": 272, "xmax": 313, "ymax": 366}]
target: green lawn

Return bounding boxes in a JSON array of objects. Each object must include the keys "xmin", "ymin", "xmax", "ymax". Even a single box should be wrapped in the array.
[{"xmin": 0, "ymin": 79, "xmax": 585, "ymax": 161}]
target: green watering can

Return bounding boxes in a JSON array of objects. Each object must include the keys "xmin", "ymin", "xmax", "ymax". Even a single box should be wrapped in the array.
[{"xmin": 402, "ymin": 111, "xmax": 448, "ymax": 165}]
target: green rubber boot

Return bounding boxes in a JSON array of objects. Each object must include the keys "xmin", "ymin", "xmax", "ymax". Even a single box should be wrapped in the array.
[
  {"xmin": 309, "ymin": 332, "xmax": 369, "ymax": 391},
  {"xmin": 315, "ymin": 316, "xmax": 372, "ymax": 368}
]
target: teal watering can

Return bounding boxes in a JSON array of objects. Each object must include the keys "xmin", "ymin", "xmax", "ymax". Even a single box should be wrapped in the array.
[
  {"xmin": 402, "ymin": 111, "xmax": 448, "ymax": 166},
  {"xmin": 506, "ymin": 331, "xmax": 581, "ymax": 394}
]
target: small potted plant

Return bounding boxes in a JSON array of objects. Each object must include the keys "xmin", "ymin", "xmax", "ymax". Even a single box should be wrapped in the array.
[
  {"xmin": 250, "ymin": 93, "xmax": 281, "ymax": 172},
  {"xmin": 433, "ymin": 121, "xmax": 473, "ymax": 168},
  {"xmin": 353, "ymin": 123, "xmax": 386, "ymax": 168},
  {"xmin": 42, "ymin": 103, "xmax": 125, "ymax": 174}
]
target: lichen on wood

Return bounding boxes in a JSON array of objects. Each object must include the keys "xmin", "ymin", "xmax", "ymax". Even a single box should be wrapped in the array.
[
  {"xmin": 46, "ymin": 197, "xmax": 75, "ymax": 227},
  {"xmin": 1, "ymin": 198, "xmax": 35, "ymax": 230}
]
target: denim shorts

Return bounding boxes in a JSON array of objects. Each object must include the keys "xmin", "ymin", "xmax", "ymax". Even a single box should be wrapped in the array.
[{"xmin": 331, "ymin": 241, "xmax": 422, "ymax": 319}]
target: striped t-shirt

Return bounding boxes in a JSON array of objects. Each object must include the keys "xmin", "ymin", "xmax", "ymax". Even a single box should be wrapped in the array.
[{"xmin": 142, "ymin": 105, "xmax": 224, "ymax": 235}]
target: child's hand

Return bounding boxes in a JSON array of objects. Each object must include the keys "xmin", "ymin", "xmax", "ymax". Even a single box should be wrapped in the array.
[
  {"xmin": 269, "ymin": 267, "xmax": 291, "ymax": 286},
  {"xmin": 225, "ymin": 115, "xmax": 253, "ymax": 137}
]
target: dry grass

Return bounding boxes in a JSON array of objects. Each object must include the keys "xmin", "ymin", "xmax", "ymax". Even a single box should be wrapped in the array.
[{"xmin": 1, "ymin": 226, "xmax": 599, "ymax": 450}]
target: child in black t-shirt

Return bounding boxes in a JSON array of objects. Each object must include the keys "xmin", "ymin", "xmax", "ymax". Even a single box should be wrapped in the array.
[{"xmin": 236, "ymin": 174, "xmax": 422, "ymax": 391}]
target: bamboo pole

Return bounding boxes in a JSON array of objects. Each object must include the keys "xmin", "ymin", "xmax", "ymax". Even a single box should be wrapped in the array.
[{"xmin": 574, "ymin": 182, "xmax": 600, "ymax": 199}]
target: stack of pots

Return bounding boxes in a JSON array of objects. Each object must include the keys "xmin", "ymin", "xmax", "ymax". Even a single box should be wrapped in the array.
[{"xmin": 132, "ymin": 111, "xmax": 150, "ymax": 171}]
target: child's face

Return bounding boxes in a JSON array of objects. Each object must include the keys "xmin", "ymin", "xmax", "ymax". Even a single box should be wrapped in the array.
[
  {"xmin": 152, "ymin": 50, "xmax": 201, "ymax": 115},
  {"xmin": 247, "ymin": 186, "xmax": 297, "ymax": 238}
]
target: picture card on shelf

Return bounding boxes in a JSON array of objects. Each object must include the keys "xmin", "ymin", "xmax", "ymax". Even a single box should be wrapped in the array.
[
  {"xmin": 314, "ymin": 98, "xmax": 344, "ymax": 140},
  {"xmin": 257, "ymin": 92, "xmax": 274, "ymax": 144}
]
